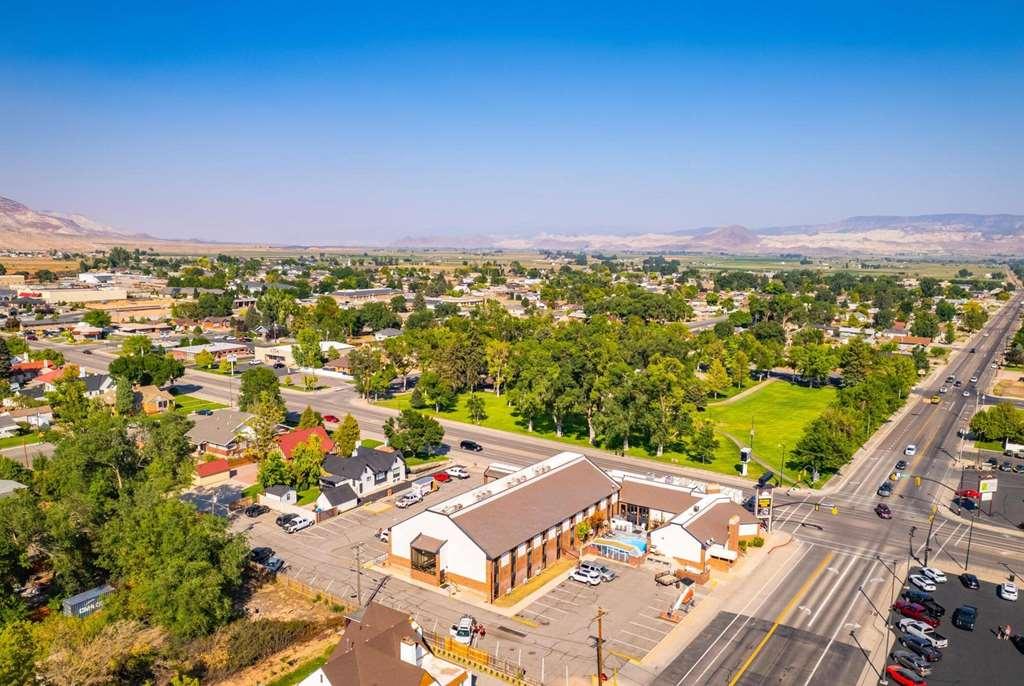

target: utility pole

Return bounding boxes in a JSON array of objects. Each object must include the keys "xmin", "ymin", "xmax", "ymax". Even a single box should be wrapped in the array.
[
  {"xmin": 965, "ymin": 503, "xmax": 978, "ymax": 571},
  {"xmin": 353, "ymin": 542, "xmax": 365, "ymax": 607},
  {"xmin": 594, "ymin": 607, "xmax": 607, "ymax": 683}
]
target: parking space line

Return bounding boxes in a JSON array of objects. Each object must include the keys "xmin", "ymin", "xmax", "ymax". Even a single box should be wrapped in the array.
[
  {"xmin": 629, "ymin": 619, "xmax": 668, "ymax": 634},
  {"xmin": 619, "ymin": 629, "xmax": 659, "ymax": 645}
]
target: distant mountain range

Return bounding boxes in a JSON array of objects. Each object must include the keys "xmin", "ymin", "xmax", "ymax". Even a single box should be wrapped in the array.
[
  {"xmin": 4, "ymin": 193, "xmax": 1024, "ymax": 256},
  {"xmin": 393, "ymin": 214, "xmax": 1024, "ymax": 255}
]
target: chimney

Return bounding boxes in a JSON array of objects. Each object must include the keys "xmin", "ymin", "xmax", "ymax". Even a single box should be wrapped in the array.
[
  {"xmin": 352, "ymin": 440, "xmax": 361, "ymax": 458},
  {"xmin": 400, "ymin": 637, "xmax": 423, "ymax": 666}
]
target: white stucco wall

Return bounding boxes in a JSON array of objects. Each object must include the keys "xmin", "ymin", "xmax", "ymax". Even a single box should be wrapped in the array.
[
  {"xmin": 650, "ymin": 523, "xmax": 702, "ymax": 564},
  {"xmin": 390, "ymin": 510, "xmax": 488, "ymax": 583}
]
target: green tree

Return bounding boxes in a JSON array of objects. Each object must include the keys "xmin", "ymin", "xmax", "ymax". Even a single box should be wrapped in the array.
[
  {"xmin": 100, "ymin": 488, "xmax": 248, "ymax": 638},
  {"xmin": 642, "ymin": 356, "xmax": 693, "ymax": 456},
  {"xmin": 466, "ymin": 393, "xmax": 487, "ymax": 423},
  {"xmin": 140, "ymin": 412, "xmax": 196, "ymax": 490},
  {"xmin": 705, "ymin": 358, "xmax": 729, "ymax": 398},
  {"xmin": 348, "ymin": 346, "xmax": 386, "ymax": 400},
  {"xmin": 333, "ymin": 413, "xmax": 361, "ymax": 457},
  {"xmin": 689, "ymin": 421, "xmax": 719, "ymax": 465},
  {"xmin": 408, "ymin": 386, "xmax": 426, "ymax": 409},
  {"xmin": 302, "ymin": 374, "xmax": 319, "ymax": 391},
  {"xmin": 383, "ymin": 336, "xmax": 414, "ymax": 391},
  {"xmin": 944, "ymin": 322, "xmax": 956, "ymax": 344},
  {"xmin": 238, "ymin": 366, "xmax": 282, "ymax": 411},
  {"xmin": 218, "ymin": 357, "xmax": 232, "ymax": 374},
  {"xmin": 115, "ymin": 377, "xmax": 135, "ymax": 416},
  {"xmin": 961, "ymin": 300, "xmax": 988, "ymax": 332},
  {"xmin": 250, "ymin": 392, "xmax": 285, "ymax": 460},
  {"xmin": 910, "ymin": 310, "xmax": 939, "ymax": 339},
  {"xmin": 47, "ymin": 366, "xmax": 90, "ymax": 424},
  {"xmin": 416, "ymin": 370, "xmax": 455, "ymax": 412},
  {"xmin": 258, "ymin": 452, "xmax": 290, "ymax": 489},
  {"xmin": 294, "ymin": 327, "xmax": 323, "ymax": 368},
  {"xmin": 788, "ymin": 343, "xmax": 837, "ymax": 387},
  {"xmin": 485, "ymin": 339, "xmax": 511, "ymax": 397},
  {"xmin": 728, "ymin": 350, "xmax": 750, "ymax": 388},
  {"xmin": 383, "ymin": 409, "xmax": 444, "ymax": 456},
  {"xmin": 298, "ymin": 405, "xmax": 322, "ymax": 429},
  {"xmin": 0, "ymin": 621, "xmax": 35, "ymax": 686},
  {"xmin": 935, "ymin": 299, "xmax": 956, "ymax": 322},
  {"xmin": 82, "ymin": 309, "xmax": 111, "ymax": 328},
  {"xmin": 194, "ymin": 349, "xmax": 215, "ymax": 369},
  {"xmin": 289, "ymin": 435, "xmax": 325, "ymax": 490},
  {"xmin": 121, "ymin": 335, "xmax": 154, "ymax": 358},
  {"xmin": 969, "ymin": 402, "xmax": 1024, "ymax": 443},
  {"xmin": 0, "ymin": 337, "xmax": 10, "ymax": 381}
]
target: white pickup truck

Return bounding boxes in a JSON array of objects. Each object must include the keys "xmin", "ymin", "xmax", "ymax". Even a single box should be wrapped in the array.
[{"xmin": 899, "ymin": 618, "xmax": 948, "ymax": 648}]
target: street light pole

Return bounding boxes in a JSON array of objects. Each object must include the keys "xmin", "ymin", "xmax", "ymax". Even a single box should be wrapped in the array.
[{"xmin": 965, "ymin": 502, "xmax": 978, "ymax": 571}]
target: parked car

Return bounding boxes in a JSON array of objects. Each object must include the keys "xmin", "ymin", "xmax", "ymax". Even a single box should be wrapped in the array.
[
  {"xmin": 904, "ymin": 445, "xmax": 918, "ymax": 456},
  {"xmin": 275, "ymin": 512, "xmax": 298, "ymax": 528},
  {"xmin": 890, "ymin": 649, "xmax": 932, "ymax": 677},
  {"xmin": 909, "ymin": 575, "xmax": 937, "ymax": 592},
  {"xmin": 261, "ymin": 555, "xmax": 285, "ymax": 573},
  {"xmin": 433, "ymin": 472, "xmax": 451, "ymax": 483},
  {"xmin": 892, "ymin": 601, "xmax": 940, "ymax": 627},
  {"xmin": 244, "ymin": 504, "xmax": 270, "ymax": 518},
  {"xmin": 999, "ymin": 461, "xmax": 1013, "ymax": 472},
  {"xmin": 878, "ymin": 483, "xmax": 894, "ymax": 498},
  {"xmin": 952, "ymin": 604, "xmax": 977, "ymax": 631},
  {"xmin": 251, "ymin": 547, "xmax": 274, "ymax": 564},
  {"xmin": 459, "ymin": 440, "xmax": 483, "ymax": 452},
  {"xmin": 579, "ymin": 561, "xmax": 616, "ymax": 582},
  {"xmin": 376, "ymin": 528, "xmax": 390, "ymax": 543},
  {"xmin": 875, "ymin": 503, "xmax": 893, "ymax": 519},
  {"xmin": 446, "ymin": 465, "xmax": 470, "ymax": 479},
  {"xmin": 885, "ymin": 665, "xmax": 927, "ymax": 686},
  {"xmin": 898, "ymin": 635, "xmax": 942, "ymax": 662},
  {"xmin": 284, "ymin": 516, "xmax": 314, "ymax": 534},
  {"xmin": 958, "ymin": 573, "xmax": 980, "ymax": 589},
  {"xmin": 323, "ymin": 414, "xmax": 340, "ymax": 424},
  {"xmin": 1015, "ymin": 463, "xmax": 1024, "ymax": 474},
  {"xmin": 195, "ymin": 408, "xmax": 213, "ymax": 416},
  {"xmin": 998, "ymin": 582, "xmax": 1018, "ymax": 601},
  {"xmin": 450, "ymin": 616, "xmax": 476, "ymax": 645},
  {"xmin": 570, "ymin": 569, "xmax": 602, "ymax": 586},
  {"xmin": 902, "ymin": 589, "xmax": 932, "ymax": 604},
  {"xmin": 919, "ymin": 598, "xmax": 945, "ymax": 618},
  {"xmin": 395, "ymin": 493, "xmax": 422, "ymax": 509},
  {"xmin": 920, "ymin": 567, "xmax": 947, "ymax": 584},
  {"xmin": 899, "ymin": 618, "xmax": 948, "ymax": 648}
]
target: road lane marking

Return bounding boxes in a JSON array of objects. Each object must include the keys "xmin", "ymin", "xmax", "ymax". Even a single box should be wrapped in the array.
[
  {"xmin": 725, "ymin": 551, "xmax": 835, "ymax": 686},
  {"xmin": 806, "ymin": 554, "xmax": 859, "ymax": 628}
]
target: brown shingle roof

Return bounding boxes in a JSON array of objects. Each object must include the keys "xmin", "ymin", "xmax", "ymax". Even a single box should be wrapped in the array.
[
  {"xmin": 685, "ymin": 501, "xmax": 757, "ymax": 547},
  {"xmin": 410, "ymin": 534, "xmax": 446, "ymax": 554},
  {"xmin": 320, "ymin": 602, "xmax": 429, "ymax": 686},
  {"xmin": 618, "ymin": 479, "xmax": 700, "ymax": 515},
  {"xmin": 451, "ymin": 457, "xmax": 618, "ymax": 558}
]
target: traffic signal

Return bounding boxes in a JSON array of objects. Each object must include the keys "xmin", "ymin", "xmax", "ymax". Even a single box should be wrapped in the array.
[
  {"xmin": 831, "ymin": 505, "xmax": 839, "ymax": 516},
  {"xmin": 914, "ymin": 475, "xmax": 922, "ymax": 487},
  {"xmin": 814, "ymin": 503, "xmax": 820, "ymax": 512}
]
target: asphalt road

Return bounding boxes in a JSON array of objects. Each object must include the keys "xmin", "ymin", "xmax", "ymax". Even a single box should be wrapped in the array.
[{"xmin": 41, "ymin": 298, "xmax": 1024, "ymax": 684}]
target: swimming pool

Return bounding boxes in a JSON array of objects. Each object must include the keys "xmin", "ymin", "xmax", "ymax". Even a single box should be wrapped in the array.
[{"xmin": 594, "ymin": 532, "xmax": 648, "ymax": 556}]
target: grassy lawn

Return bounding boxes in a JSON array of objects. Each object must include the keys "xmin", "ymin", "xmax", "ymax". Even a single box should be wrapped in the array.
[
  {"xmin": 975, "ymin": 439, "xmax": 1004, "ymax": 452},
  {"xmin": 378, "ymin": 381, "xmax": 834, "ymax": 480},
  {"xmin": 361, "ymin": 438, "xmax": 383, "ymax": 449},
  {"xmin": 404, "ymin": 454, "xmax": 449, "ymax": 468},
  {"xmin": 704, "ymin": 382, "xmax": 837, "ymax": 477},
  {"xmin": 296, "ymin": 485, "xmax": 320, "ymax": 506},
  {"xmin": 173, "ymin": 394, "xmax": 228, "ymax": 414},
  {"xmin": 0, "ymin": 433, "xmax": 44, "ymax": 450},
  {"xmin": 242, "ymin": 483, "xmax": 262, "ymax": 499},
  {"xmin": 264, "ymin": 644, "xmax": 337, "ymax": 686}
]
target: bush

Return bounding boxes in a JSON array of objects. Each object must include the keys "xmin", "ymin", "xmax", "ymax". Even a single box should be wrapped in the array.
[
  {"xmin": 749, "ymin": 536, "xmax": 765, "ymax": 548},
  {"xmin": 409, "ymin": 387, "xmax": 426, "ymax": 409},
  {"xmin": 223, "ymin": 619, "xmax": 317, "ymax": 673}
]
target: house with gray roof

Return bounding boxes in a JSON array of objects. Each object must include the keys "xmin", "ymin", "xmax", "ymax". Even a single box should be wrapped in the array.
[
  {"xmin": 0, "ymin": 480, "xmax": 27, "ymax": 499},
  {"xmin": 320, "ymin": 445, "xmax": 406, "ymax": 499},
  {"xmin": 185, "ymin": 409, "xmax": 254, "ymax": 457}
]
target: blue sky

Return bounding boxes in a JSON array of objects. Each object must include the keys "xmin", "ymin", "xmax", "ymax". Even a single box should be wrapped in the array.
[{"xmin": 2, "ymin": 2, "xmax": 1022, "ymax": 243}]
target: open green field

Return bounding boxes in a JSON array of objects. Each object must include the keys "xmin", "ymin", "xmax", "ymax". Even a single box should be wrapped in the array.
[
  {"xmin": 704, "ymin": 381, "xmax": 837, "ymax": 479},
  {"xmin": 173, "ymin": 394, "xmax": 228, "ymax": 415},
  {"xmin": 378, "ymin": 380, "xmax": 835, "ymax": 480}
]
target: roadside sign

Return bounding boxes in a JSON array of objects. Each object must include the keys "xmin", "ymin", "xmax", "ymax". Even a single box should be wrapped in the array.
[
  {"xmin": 981, "ymin": 492, "xmax": 994, "ymax": 502},
  {"xmin": 979, "ymin": 478, "xmax": 998, "ymax": 494},
  {"xmin": 757, "ymin": 497, "xmax": 772, "ymax": 509}
]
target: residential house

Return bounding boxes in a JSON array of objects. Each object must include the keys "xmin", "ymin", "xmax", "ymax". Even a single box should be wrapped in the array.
[
  {"xmin": 276, "ymin": 426, "xmax": 335, "ymax": 460},
  {"xmin": 7, "ymin": 405, "xmax": 54, "ymax": 429},
  {"xmin": 137, "ymin": 386, "xmax": 174, "ymax": 415},
  {"xmin": 193, "ymin": 459, "xmax": 235, "ymax": 487},
  {"xmin": 262, "ymin": 485, "xmax": 297, "ymax": 507},
  {"xmin": 321, "ymin": 445, "xmax": 406, "ymax": 499},
  {"xmin": 200, "ymin": 316, "xmax": 234, "ymax": 334},
  {"xmin": 331, "ymin": 288, "xmax": 401, "ymax": 309},
  {"xmin": 0, "ymin": 416, "xmax": 19, "ymax": 439},
  {"xmin": 186, "ymin": 409, "xmax": 254, "ymax": 457},
  {"xmin": 169, "ymin": 341, "xmax": 250, "ymax": 363},
  {"xmin": 373, "ymin": 327, "xmax": 402, "ymax": 341},
  {"xmin": 315, "ymin": 483, "xmax": 359, "ymax": 515},
  {"xmin": 388, "ymin": 452, "xmax": 617, "ymax": 602},
  {"xmin": 9, "ymin": 359, "xmax": 57, "ymax": 385},
  {"xmin": 298, "ymin": 602, "xmax": 472, "ymax": 686}
]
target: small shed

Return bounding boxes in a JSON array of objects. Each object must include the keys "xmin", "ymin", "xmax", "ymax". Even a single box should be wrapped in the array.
[
  {"xmin": 263, "ymin": 485, "xmax": 297, "ymax": 507},
  {"xmin": 62, "ymin": 584, "xmax": 114, "ymax": 618}
]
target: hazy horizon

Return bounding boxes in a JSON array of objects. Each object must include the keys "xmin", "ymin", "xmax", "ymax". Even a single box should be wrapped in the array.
[{"xmin": 2, "ymin": 3, "xmax": 1022, "ymax": 243}]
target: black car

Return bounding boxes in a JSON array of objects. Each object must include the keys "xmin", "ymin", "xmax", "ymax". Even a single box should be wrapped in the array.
[
  {"xmin": 959, "ymin": 573, "xmax": 980, "ymax": 589},
  {"xmin": 895, "ymin": 460, "xmax": 908, "ymax": 471},
  {"xmin": 952, "ymin": 604, "xmax": 977, "ymax": 631},
  {"xmin": 261, "ymin": 556, "xmax": 285, "ymax": 573},
  {"xmin": 275, "ymin": 512, "xmax": 298, "ymax": 527},
  {"xmin": 902, "ymin": 588, "xmax": 932, "ymax": 604},
  {"xmin": 250, "ymin": 547, "xmax": 274, "ymax": 564},
  {"xmin": 459, "ymin": 440, "xmax": 483, "ymax": 452},
  {"xmin": 244, "ymin": 504, "xmax": 270, "ymax": 518},
  {"xmin": 969, "ymin": 347, "xmax": 976, "ymax": 353},
  {"xmin": 877, "ymin": 482, "xmax": 893, "ymax": 497},
  {"xmin": 954, "ymin": 380, "xmax": 962, "ymax": 386},
  {"xmin": 195, "ymin": 408, "xmax": 214, "ymax": 416},
  {"xmin": 920, "ymin": 598, "xmax": 945, "ymax": 618},
  {"xmin": 899, "ymin": 635, "xmax": 942, "ymax": 662}
]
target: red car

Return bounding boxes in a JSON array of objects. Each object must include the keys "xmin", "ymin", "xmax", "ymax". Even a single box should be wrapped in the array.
[
  {"xmin": 886, "ymin": 664, "xmax": 926, "ymax": 686},
  {"xmin": 322, "ymin": 415, "xmax": 340, "ymax": 424},
  {"xmin": 875, "ymin": 503, "xmax": 893, "ymax": 519},
  {"xmin": 433, "ymin": 472, "xmax": 451, "ymax": 483},
  {"xmin": 892, "ymin": 601, "xmax": 940, "ymax": 627},
  {"xmin": 956, "ymin": 488, "xmax": 980, "ymax": 500}
]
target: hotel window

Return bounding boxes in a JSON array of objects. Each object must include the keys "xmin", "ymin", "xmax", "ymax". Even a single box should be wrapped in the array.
[
  {"xmin": 517, "ymin": 543, "xmax": 528, "ymax": 556},
  {"xmin": 547, "ymin": 527, "xmax": 557, "ymax": 540},
  {"xmin": 574, "ymin": 513, "xmax": 582, "ymax": 524},
  {"xmin": 533, "ymin": 535, "xmax": 543, "ymax": 548},
  {"xmin": 501, "ymin": 553, "xmax": 511, "ymax": 567},
  {"xmin": 587, "ymin": 505, "xmax": 595, "ymax": 516},
  {"xmin": 611, "ymin": 493, "xmax": 618, "ymax": 504}
]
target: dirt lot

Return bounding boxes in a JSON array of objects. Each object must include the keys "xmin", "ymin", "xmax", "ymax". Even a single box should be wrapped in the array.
[
  {"xmin": 991, "ymin": 368, "xmax": 1024, "ymax": 399},
  {"xmin": 0, "ymin": 257, "xmax": 79, "ymax": 276}
]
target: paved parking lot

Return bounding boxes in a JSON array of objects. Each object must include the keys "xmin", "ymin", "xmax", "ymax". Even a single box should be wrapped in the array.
[
  {"xmin": 883, "ymin": 566, "xmax": 1024, "ymax": 684},
  {"xmin": 955, "ymin": 467, "xmax": 1024, "ymax": 531}
]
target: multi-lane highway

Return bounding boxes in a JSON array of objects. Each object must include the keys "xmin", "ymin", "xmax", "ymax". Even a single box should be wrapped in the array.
[{"xmin": 41, "ymin": 295, "xmax": 1024, "ymax": 685}]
